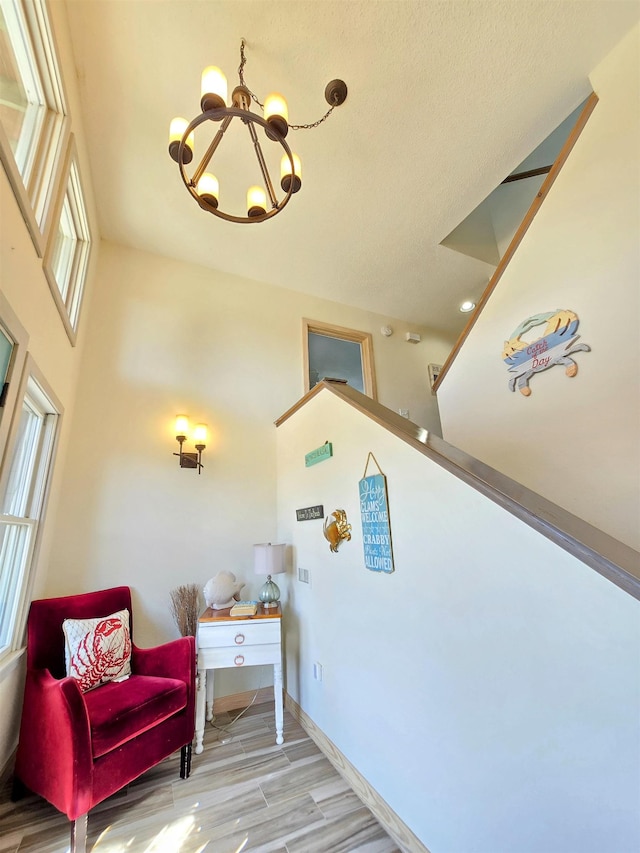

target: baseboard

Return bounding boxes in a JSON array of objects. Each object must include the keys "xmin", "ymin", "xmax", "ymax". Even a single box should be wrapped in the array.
[
  {"xmin": 285, "ymin": 693, "xmax": 430, "ymax": 853},
  {"xmin": 212, "ymin": 686, "xmax": 274, "ymax": 714}
]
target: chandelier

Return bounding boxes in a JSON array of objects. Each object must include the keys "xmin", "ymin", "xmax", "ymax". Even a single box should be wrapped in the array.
[{"xmin": 168, "ymin": 41, "xmax": 347, "ymax": 224}]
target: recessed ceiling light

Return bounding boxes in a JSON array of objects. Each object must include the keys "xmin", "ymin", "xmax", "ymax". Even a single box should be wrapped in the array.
[{"xmin": 459, "ymin": 300, "xmax": 476, "ymax": 313}]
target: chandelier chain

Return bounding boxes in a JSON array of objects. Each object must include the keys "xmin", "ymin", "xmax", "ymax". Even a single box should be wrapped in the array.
[{"xmin": 238, "ymin": 39, "xmax": 338, "ymax": 131}]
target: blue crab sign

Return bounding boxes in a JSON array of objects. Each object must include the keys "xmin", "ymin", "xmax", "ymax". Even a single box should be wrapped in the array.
[{"xmin": 502, "ymin": 309, "xmax": 591, "ymax": 396}]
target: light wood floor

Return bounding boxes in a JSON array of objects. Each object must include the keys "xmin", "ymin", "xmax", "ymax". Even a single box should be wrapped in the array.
[{"xmin": 0, "ymin": 702, "xmax": 400, "ymax": 852}]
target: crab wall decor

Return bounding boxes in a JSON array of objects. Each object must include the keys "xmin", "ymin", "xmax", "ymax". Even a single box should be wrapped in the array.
[
  {"xmin": 502, "ymin": 309, "xmax": 591, "ymax": 396},
  {"xmin": 323, "ymin": 509, "xmax": 352, "ymax": 553}
]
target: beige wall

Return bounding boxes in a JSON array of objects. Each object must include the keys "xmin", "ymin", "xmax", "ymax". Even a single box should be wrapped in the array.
[
  {"xmin": 46, "ymin": 240, "xmax": 452, "ymax": 700},
  {"xmin": 0, "ymin": 0, "xmax": 100, "ymax": 773},
  {"xmin": 438, "ymin": 26, "xmax": 640, "ymax": 550}
]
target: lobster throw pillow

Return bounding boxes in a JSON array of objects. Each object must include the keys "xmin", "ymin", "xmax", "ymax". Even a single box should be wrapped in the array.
[{"xmin": 63, "ymin": 609, "xmax": 132, "ymax": 692}]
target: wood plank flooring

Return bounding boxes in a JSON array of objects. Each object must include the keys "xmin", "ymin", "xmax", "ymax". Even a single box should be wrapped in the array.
[{"xmin": 0, "ymin": 702, "xmax": 400, "ymax": 852}]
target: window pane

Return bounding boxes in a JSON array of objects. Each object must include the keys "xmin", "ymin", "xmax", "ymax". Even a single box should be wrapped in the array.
[
  {"xmin": 0, "ymin": 520, "xmax": 32, "ymax": 654},
  {"xmin": 0, "ymin": 4, "xmax": 28, "ymax": 150},
  {"xmin": 308, "ymin": 332, "xmax": 365, "ymax": 393},
  {"xmin": 51, "ymin": 193, "xmax": 77, "ymax": 301},
  {"xmin": 1, "ymin": 397, "xmax": 43, "ymax": 517},
  {"xmin": 0, "ymin": 0, "xmax": 47, "ymax": 182},
  {"xmin": 0, "ymin": 327, "xmax": 14, "ymax": 386}
]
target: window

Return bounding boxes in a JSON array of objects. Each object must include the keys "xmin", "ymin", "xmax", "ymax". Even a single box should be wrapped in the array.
[
  {"xmin": 303, "ymin": 319, "xmax": 377, "ymax": 399},
  {"xmin": 0, "ymin": 359, "xmax": 60, "ymax": 661},
  {"xmin": 43, "ymin": 136, "xmax": 92, "ymax": 344},
  {"xmin": 0, "ymin": 0, "xmax": 68, "ymax": 255},
  {"xmin": 0, "ymin": 291, "xmax": 28, "ymax": 459}
]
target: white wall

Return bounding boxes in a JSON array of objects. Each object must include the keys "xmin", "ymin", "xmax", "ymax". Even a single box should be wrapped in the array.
[
  {"xmin": 276, "ymin": 389, "xmax": 639, "ymax": 853},
  {"xmin": 437, "ymin": 26, "xmax": 640, "ymax": 550},
  {"xmin": 47, "ymin": 240, "xmax": 452, "ymax": 701},
  {"xmin": 0, "ymin": 1, "xmax": 100, "ymax": 773}
]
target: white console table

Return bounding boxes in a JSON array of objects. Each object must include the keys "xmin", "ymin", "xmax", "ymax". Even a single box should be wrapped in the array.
[{"xmin": 195, "ymin": 603, "xmax": 283, "ymax": 754}]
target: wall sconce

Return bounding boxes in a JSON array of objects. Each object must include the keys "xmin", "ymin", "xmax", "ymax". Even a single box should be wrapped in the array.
[{"xmin": 174, "ymin": 415, "xmax": 207, "ymax": 474}]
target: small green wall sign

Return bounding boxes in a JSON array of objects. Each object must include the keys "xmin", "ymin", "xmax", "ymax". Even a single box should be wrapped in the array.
[{"xmin": 305, "ymin": 442, "xmax": 333, "ymax": 467}]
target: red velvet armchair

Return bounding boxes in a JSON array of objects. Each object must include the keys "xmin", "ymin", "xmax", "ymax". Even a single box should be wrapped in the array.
[{"xmin": 14, "ymin": 586, "xmax": 196, "ymax": 853}]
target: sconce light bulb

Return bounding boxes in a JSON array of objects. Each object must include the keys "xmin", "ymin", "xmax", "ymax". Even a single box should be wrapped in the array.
[
  {"xmin": 175, "ymin": 414, "xmax": 189, "ymax": 436},
  {"xmin": 193, "ymin": 423, "xmax": 208, "ymax": 443}
]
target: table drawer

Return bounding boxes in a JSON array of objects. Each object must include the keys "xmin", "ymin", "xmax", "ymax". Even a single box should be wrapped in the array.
[
  {"xmin": 202, "ymin": 643, "xmax": 282, "ymax": 669},
  {"xmin": 198, "ymin": 620, "xmax": 280, "ymax": 649}
]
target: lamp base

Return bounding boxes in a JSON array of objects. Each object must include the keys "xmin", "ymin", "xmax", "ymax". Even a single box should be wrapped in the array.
[{"xmin": 258, "ymin": 575, "xmax": 280, "ymax": 608}]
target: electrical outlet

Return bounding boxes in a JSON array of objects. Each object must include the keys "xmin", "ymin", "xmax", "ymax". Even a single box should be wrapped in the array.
[
  {"xmin": 399, "ymin": 408, "xmax": 410, "ymax": 418},
  {"xmin": 298, "ymin": 566, "xmax": 310, "ymax": 584},
  {"xmin": 313, "ymin": 662, "xmax": 323, "ymax": 681}
]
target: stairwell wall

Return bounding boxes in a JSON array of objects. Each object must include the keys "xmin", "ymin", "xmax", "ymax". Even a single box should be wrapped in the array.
[
  {"xmin": 437, "ymin": 25, "xmax": 640, "ymax": 550},
  {"xmin": 276, "ymin": 388, "xmax": 639, "ymax": 853}
]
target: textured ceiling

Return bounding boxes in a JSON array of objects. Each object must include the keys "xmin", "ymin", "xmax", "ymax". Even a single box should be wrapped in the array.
[{"xmin": 63, "ymin": 0, "xmax": 639, "ymax": 338}]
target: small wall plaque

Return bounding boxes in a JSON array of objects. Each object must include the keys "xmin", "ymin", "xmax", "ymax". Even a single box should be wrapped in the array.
[
  {"xmin": 296, "ymin": 505, "xmax": 324, "ymax": 521},
  {"xmin": 305, "ymin": 441, "xmax": 333, "ymax": 467}
]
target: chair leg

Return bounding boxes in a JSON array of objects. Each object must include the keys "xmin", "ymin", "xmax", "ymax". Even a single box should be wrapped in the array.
[
  {"xmin": 11, "ymin": 775, "xmax": 28, "ymax": 801},
  {"xmin": 71, "ymin": 813, "xmax": 88, "ymax": 853},
  {"xmin": 180, "ymin": 743, "xmax": 192, "ymax": 779}
]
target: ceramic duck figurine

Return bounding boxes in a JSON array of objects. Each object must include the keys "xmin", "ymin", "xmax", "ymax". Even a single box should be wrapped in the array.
[{"xmin": 203, "ymin": 571, "xmax": 245, "ymax": 610}]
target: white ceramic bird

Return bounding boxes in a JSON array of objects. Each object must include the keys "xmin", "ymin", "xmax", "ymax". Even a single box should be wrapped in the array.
[{"xmin": 203, "ymin": 571, "xmax": 245, "ymax": 610}]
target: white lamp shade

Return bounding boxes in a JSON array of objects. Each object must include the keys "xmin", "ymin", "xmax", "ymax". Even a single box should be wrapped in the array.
[{"xmin": 253, "ymin": 543, "xmax": 286, "ymax": 576}]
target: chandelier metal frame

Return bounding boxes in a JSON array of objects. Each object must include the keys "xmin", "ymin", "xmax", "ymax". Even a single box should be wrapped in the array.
[{"xmin": 169, "ymin": 41, "xmax": 347, "ymax": 225}]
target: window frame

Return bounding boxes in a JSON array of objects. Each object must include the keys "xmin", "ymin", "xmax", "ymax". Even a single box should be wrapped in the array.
[
  {"xmin": 0, "ymin": 291, "xmax": 29, "ymax": 464},
  {"xmin": 0, "ymin": 354, "xmax": 62, "ymax": 666},
  {"xmin": 43, "ymin": 134, "xmax": 92, "ymax": 345},
  {"xmin": 0, "ymin": 0, "xmax": 70, "ymax": 257},
  {"xmin": 302, "ymin": 318, "xmax": 377, "ymax": 400}
]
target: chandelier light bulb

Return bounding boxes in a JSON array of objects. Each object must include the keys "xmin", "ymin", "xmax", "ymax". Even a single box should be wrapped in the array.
[
  {"xmin": 247, "ymin": 186, "xmax": 267, "ymax": 218},
  {"xmin": 280, "ymin": 153, "xmax": 302, "ymax": 193},
  {"xmin": 197, "ymin": 172, "xmax": 219, "ymax": 209},
  {"xmin": 168, "ymin": 117, "xmax": 194, "ymax": 164},
  {"xmin": 201, "ymin": 66, "xmax": 228, "ymax": 112},
  {"xmin": 264, "ymin": 93, "xmax": 289, "ymax": 138}
]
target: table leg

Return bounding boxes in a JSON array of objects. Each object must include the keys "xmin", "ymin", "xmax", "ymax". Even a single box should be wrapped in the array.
[
  {"xmin": 195, "ymin": 666, "xmax": 206, "ymax": 755},
  {"xmin": 206, "ymin": 668, "xmax": 214, "ymax": 721},
  {"xmin": 274, "ymin": 661, "xmax": 284, "ymax": 745}
]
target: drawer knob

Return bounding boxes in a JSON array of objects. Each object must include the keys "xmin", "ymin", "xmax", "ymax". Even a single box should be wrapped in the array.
[
  {"xmin": 234, "ymin": 633, "xmax": 245, "ymax": 645},
  {"xmin": 234, "ymin": 654, "xmax": 245, "ymax": 666}
]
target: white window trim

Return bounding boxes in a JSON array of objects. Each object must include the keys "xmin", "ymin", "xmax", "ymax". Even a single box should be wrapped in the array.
[
  {"xmin": 0, "ymin": 354, "xmax": 63, "ymax": 665},
  {"xmin": 43, "ymin": 134, "xmax": 92, "ymax": 345},
  {"xmin": 0, "ymin": 0, "xmax": 70, "ymax": 257}
]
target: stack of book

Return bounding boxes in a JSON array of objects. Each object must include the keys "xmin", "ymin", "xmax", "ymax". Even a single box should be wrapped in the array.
[{"xmin": 229, "ymin": 600, "xmax": 259, "ymax": 617}]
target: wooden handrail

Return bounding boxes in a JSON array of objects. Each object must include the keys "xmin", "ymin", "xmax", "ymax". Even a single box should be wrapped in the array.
[
  {"xmin": 276, "ymin": 380, "xmax": 640, "ymax": 601},
  {"xmin": 434, "ymin": 92, "xmax": 599, "ymax": 393}
]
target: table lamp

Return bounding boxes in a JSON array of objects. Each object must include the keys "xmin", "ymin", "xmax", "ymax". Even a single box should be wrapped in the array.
[{"xmin": 254, "ymin": 543, "xmax": 286, "ymax": 608}]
